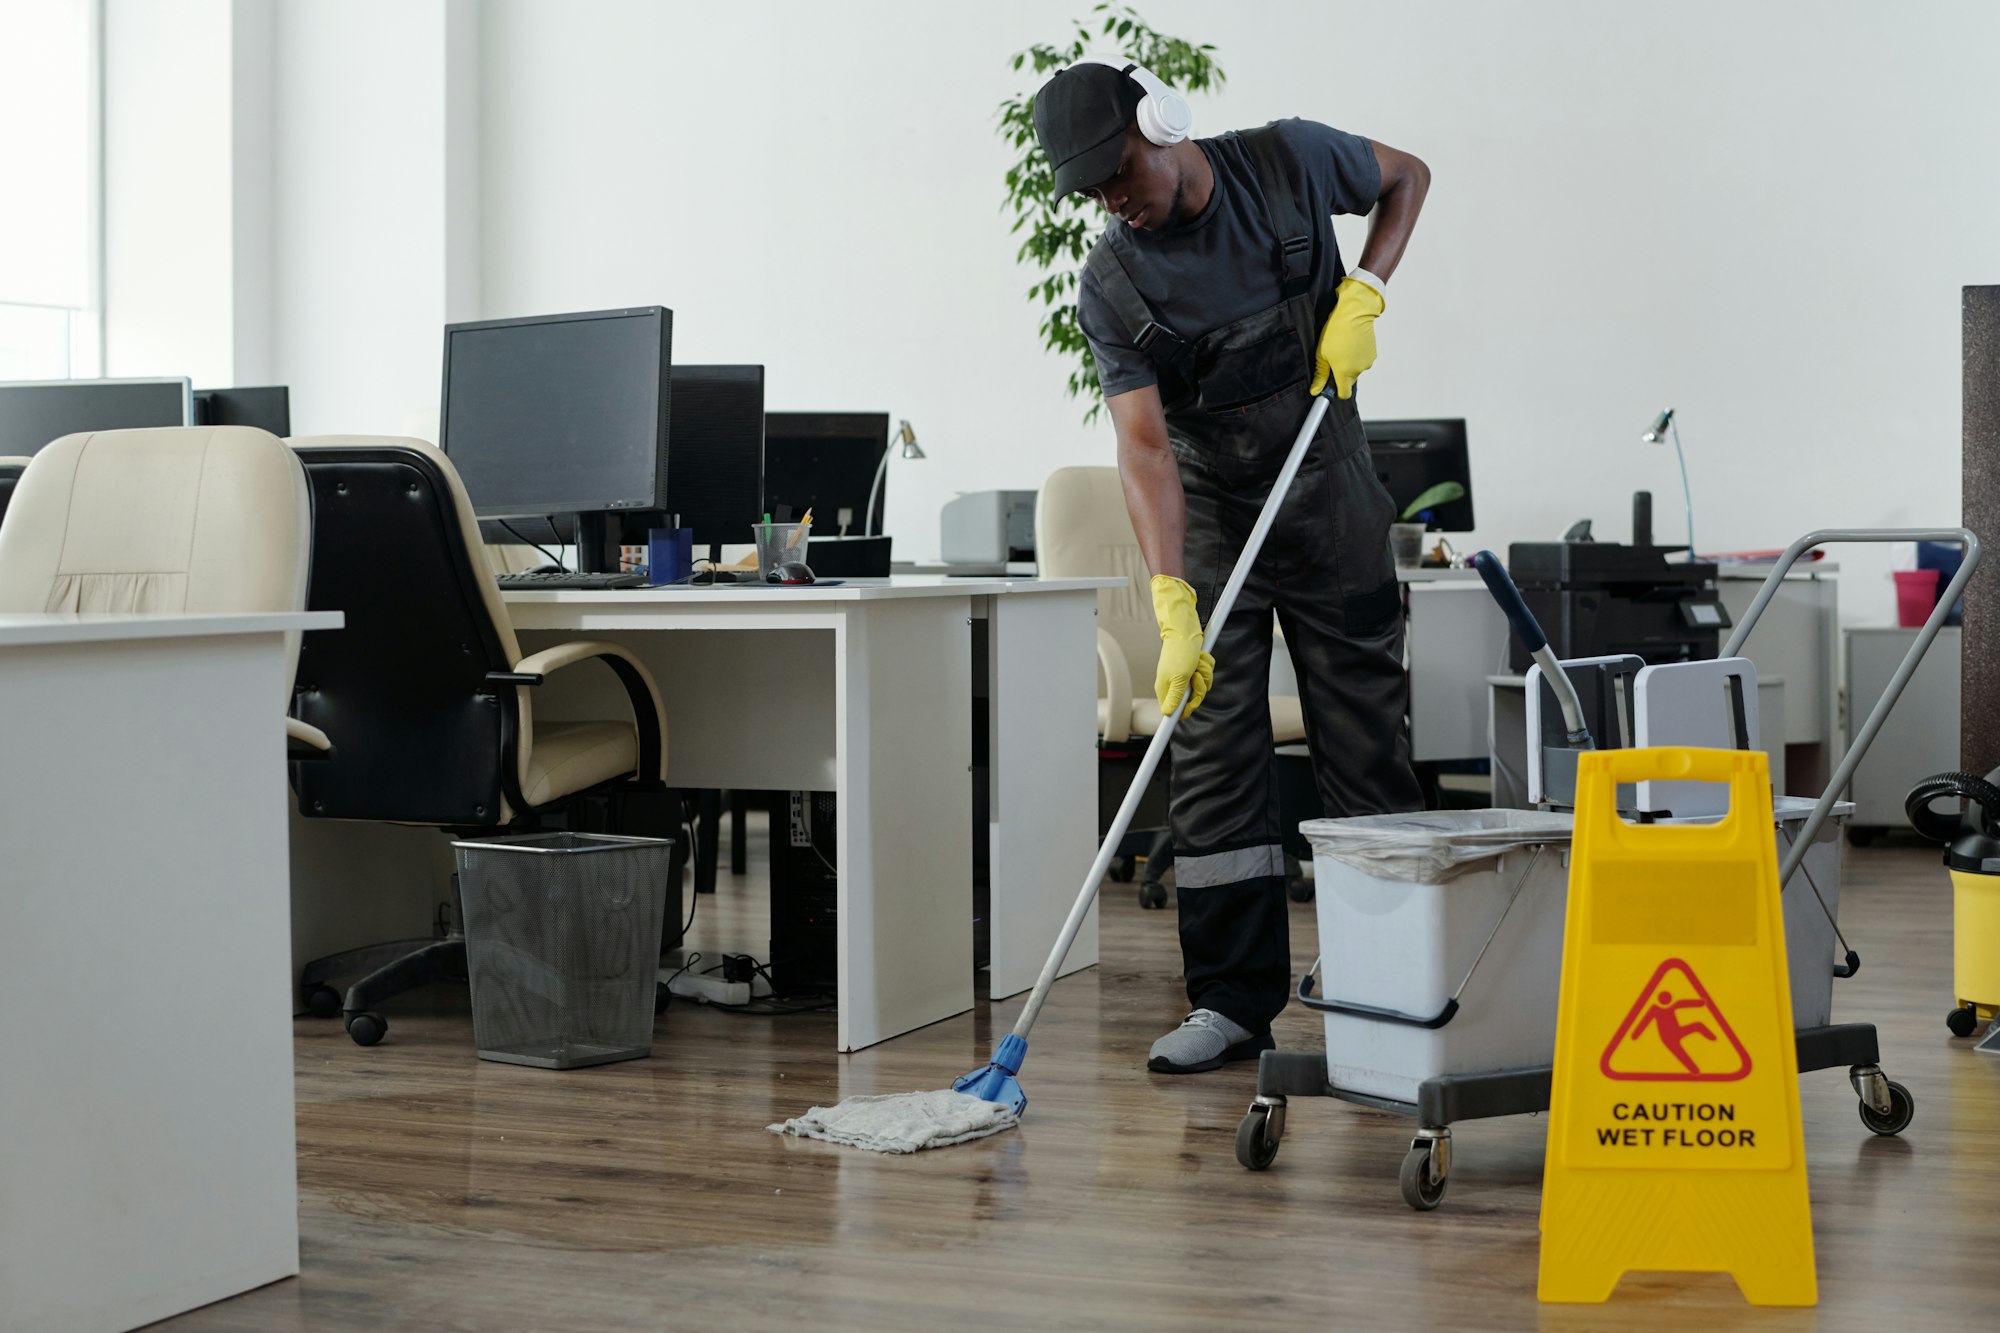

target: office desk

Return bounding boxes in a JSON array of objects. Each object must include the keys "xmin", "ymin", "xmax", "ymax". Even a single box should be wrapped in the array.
[
  {"xmin": 0, "ymin": 610, "xmax": 339, "ymax": 1333},
  {"xmin": 504, "ymin": 576, "xmax": 1118, "ymax": 1050}
]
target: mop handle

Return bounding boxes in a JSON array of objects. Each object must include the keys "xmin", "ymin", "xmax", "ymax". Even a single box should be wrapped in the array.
[{"xmin": 1009, "ymin": 392, "xmax": 1336, "ymax": 1041}]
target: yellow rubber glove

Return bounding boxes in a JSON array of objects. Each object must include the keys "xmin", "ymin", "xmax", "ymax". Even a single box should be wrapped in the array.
[
  {"xmin": 1151, "ymin": 574, "xmax": 1215, "ymax": 718},
  {"xmin": 1309, "ymin": 271, "xmax": 1386, "ymax": 400}
]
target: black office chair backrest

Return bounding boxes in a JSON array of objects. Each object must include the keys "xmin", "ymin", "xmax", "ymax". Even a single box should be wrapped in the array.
[
  {"xmin": 290, "ymin": 440, "xmax": 526, "ymax": 826},
  {"xmin": 0, "ymin": 459, "xmax": 26, "ymax": 534}
]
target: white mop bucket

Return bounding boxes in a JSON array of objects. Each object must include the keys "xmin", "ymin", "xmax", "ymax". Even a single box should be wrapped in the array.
[{"xmin": 1302, "ymin": 810, "xmax": 1574, "ymax": 1104}]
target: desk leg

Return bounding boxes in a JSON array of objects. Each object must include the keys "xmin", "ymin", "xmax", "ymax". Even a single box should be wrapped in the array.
[
  {"xmin": 985, "ymin": 590, "xmax": 1100, "ymax": 999},
  {"xmin": 836, "ymin": 598, "xmax": 975, "ymax": 1050}
]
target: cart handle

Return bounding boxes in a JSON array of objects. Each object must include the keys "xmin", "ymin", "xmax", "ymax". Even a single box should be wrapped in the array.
[
  {"xmin": 1724, "ymin": 528, "xmax": 1982, "ymax": 890},
  {"xmin": 1298, "ymin": 973, "xmax": 1460, "ymax": 1029}
]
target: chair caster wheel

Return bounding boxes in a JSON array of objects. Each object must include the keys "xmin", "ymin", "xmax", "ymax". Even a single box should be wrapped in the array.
[
  {"xmin": 656, "ymin": 981, "xmax": 672, "ymax": 1016},
  {"xmin": 302, "ymin": 983, "xmax": 342, "ymax": 1019},
  {"xmin": 1286, "ymin": 876, "xmax": 1314, "ymax": 903},
  {"xmin": 1138, "ymin": 882, "xmax": 1169, "ymax": 910},
  {"xmin": 346, "ymin": 1012, "xmax": 388, "ymax": 1046},
  {"xmin": 1948, "ymin": 1004, "xmax": 1979, "ymax": 1038},
  {"xmin": 1108, "ymin": 857, "xmax": 1136, "ymax": 883}
]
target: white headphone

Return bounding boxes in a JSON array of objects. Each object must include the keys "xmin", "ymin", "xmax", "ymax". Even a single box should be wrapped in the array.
[{"xmin": 1077, "ymin": 54, "xmax": 1192, "ymax": 147}]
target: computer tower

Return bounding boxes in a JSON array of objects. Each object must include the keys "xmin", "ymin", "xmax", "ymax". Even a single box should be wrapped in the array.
[{"xmin": 769, "ymin": 790, "xmax": 838, "ymax": 994}]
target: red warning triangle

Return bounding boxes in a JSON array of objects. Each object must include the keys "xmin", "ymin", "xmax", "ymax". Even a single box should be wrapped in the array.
[{"xmin": 1598, "ymin": 957, "xmax": 1753, "ymax": 1082}]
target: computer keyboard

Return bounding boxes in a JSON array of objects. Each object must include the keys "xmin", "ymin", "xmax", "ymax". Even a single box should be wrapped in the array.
[{"xmin": 495, "ymin": 569, "xmax": 649, "ymax": 591}]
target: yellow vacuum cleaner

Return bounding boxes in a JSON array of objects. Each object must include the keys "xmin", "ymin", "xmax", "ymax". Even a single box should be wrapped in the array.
[{"xmin": 1906, "ymin": 770, "xmax": 2000, "ymax": 1039}]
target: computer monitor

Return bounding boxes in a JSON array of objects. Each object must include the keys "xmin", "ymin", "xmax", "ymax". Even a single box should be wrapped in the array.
[
  {"xmin": 763, "ymin": 411, "xmax": 890, "ymax": 536},
  {"xmin": 193, "ymin": 386, "xmax": 290, "ymax": 437},
  {"xmin": 0, "ymin": 377, "xmax": 192, "ymax": 455},
  {"xmin": 1362, "ymin": 417, "xmax": 1475, "ymax": 531},
  {"xmin": 440, "ymin": 306, "xmax": 672, "ymax": 573}
]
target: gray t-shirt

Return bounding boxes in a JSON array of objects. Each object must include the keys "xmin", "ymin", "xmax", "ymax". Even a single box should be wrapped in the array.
[{"xmin": 1077, "ymin": 118, "xmax": 1382, "ymax": 398}]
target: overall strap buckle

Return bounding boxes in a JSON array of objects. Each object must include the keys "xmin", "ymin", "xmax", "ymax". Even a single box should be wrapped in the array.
[
  {"xmin": 1135, "ymin": 321, "xmax": 1196, "ymax": 377},
  {"xmin": 1241, "ymin": 124, "xmax": 1316, "ymax": 301}
]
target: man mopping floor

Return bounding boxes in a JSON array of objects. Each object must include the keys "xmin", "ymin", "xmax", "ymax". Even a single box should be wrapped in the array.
[
  {"xmin": 771, "ymin": 57, "xmax": 1435, "ymax": 1152},
  {"xmin": 1033, "ymin": 56, "xmax": 1432, "ymax": 1074}
]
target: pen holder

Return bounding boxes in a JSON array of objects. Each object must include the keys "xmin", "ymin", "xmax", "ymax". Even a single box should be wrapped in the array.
[
  {"xmin": 648, "ymin": 528, "xmax": 694, "ymax": 585},
  {"xmin": 754, "ymin": 523, "xmax": 810, "ymax": 582}
]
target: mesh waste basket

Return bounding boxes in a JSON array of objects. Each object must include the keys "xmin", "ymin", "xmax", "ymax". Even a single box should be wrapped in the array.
[{"xmin": 453, "ymin": 831, "xmax": 674, "ymax": 1069}]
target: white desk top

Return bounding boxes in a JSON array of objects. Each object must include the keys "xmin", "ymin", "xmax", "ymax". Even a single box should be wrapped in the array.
[
  {"xmin": 500, "ymin": 574, "xmax": 1121, "ymax": 605},
  {"xmin": 0, "ymin": 610, "xmax": 342, "ymax": 648}
]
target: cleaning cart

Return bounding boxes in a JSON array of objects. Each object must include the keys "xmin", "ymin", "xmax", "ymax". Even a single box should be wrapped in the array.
[{"xmin": 1235, "ymin": 528, "xmax": 1980, "ymax": 1209}]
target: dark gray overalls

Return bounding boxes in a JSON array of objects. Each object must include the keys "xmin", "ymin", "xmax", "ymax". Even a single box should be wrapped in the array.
[{"xmin": 1087, "ymin": 126, "xmax": 1425, "ymax": 1035}]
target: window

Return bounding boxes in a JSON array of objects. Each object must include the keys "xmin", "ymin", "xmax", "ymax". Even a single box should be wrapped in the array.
[{"xmin": 0, "ymin": 0, "xmax": 99, "ymax": 380}]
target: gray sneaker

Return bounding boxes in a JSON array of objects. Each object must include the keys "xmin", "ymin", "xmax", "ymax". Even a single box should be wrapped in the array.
[{"xmin": 1147, "ymin": 1008, "xmax": 1275, "ymax": 1075}]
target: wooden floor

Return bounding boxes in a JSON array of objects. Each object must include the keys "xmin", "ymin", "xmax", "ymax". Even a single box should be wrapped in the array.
[{"xmin": 167, "ymin": 832, "xmax": 1999, "ymax": 1331}]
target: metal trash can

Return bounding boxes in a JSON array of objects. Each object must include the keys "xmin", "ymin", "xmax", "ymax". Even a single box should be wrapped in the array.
[{"xmin": 452, "ymin": 831, "xmax": 674, "ymax": 1069}]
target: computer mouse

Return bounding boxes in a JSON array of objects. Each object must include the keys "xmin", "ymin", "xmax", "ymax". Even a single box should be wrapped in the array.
[{"xmin": 768, "ymin": 562, "xmax": 817, "ymax": 585}]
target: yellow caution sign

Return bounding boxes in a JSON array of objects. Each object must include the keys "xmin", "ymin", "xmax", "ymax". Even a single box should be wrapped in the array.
[{"xmin": 1539, "ymin": 747, "xmax": 1815, "ymax": 1306}]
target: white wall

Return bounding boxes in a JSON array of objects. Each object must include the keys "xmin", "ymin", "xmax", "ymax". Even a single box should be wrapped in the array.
[
  {"xmin": 102, "ymin": 0, "xmax": 235, "ymax": 384},
  {"xmin": 266, "ymin": 0, "xmax": 480, "ymax": 438},
  {"xmin": 475, "ymin": 0, "xmax": 2000, "ymax": 618}
]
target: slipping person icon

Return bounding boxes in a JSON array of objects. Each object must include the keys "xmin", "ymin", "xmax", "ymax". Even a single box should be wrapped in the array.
[{"xmin": 1633, "ymin": 990, "xmax": 1717, "ymax": 1074}]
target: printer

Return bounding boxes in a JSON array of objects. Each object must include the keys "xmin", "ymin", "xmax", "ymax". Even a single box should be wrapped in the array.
[
  {"xmin": 1505, "ymin": 541, "xmax": 1730, "ymax": 672},
  {"xmin": 941, "ymin": 489, "xmax": 1037, "ymax": 564}
]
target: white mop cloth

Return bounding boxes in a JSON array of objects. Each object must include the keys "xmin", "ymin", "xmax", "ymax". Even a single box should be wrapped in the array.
[{"xmin": 768, "ymin": 1089, "xmax": 1018, "ymax": 1153}]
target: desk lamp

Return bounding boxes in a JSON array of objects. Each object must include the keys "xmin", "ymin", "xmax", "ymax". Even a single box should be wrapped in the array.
[
  {"xmin": 865, "ymin": 418, "xmax": 926, "ymax": 537},
  {"xmin": 1641, "ymin": 407, "xmax": 1695, "ymax": 559}
]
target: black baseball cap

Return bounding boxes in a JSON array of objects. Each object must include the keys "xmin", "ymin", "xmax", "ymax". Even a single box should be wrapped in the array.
[{"xmin": 1033, "ymin": 63, "xmax": 1145, "ymax": 198}]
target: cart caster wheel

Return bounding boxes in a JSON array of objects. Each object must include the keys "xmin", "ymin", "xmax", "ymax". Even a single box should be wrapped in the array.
[
  {"xmin": 1399, "ymin": 1145, "xmax": 1448, "ymax": 1210},
  {"xmin": 655, "ymin": 981, "xmax": 672, "ymax": 1016},
  {"xmin": 1948, "ymin": 1005, "xmax": 1979, "ymax": 1038},
  {"xmin": 1286, "ymin": 876, "xmax": 1314, "ymax": 903},
  {"xmin": 1235, "ymin": 1108, "xmax": 1281, "ymax": 1171},
  {"xmin": 346, "ymin": 1013, "xmax": 387, "ymax": 1047},
  {"xmin": 1108, "ymin": 857, "xmax": 1136, "ymax": 883},
  {"xmin": 1858, "ymin": 1080, "xmax": 1914, "ymax": 1136},
  {"xmin": 1138, "ymin": 882, "xmax": 1169, "ymax": 910},
  {"xmin": 302, "ymin": 983, "xmax": 341, "ymax": 1019},
  {"xmin": 1846, "ymin": 826, "xmax": 1880, "ymax": 847}
]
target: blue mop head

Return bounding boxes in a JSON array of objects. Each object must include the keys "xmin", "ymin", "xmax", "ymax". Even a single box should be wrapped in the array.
[{"xmin": 952, "ymin": 1033, "xmax": 1028, "ymax": 1118}]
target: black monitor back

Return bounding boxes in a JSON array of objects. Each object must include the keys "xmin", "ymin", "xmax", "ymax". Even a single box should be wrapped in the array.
[
  {"xmin": 1363, "ymin": 417, "xmax": 1475, "ymax": 531},
  {"xmin": 0, "ymin": 378, "xmax": 191, "ymax": 455},
  {"xmin": 194, "ymin": 386, "xmax": 291, "ymax": 436},
  {"xmin": 764, "ymin": 412, "xmax": 889, "ymax": 535},
  {"xmin": 659, "ymin": 365, "xmax": 763, "ymax": 548}
]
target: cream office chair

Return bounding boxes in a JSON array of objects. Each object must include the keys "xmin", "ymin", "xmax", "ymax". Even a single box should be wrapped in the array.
[
  {"xmin": 286, "ymin": 436, "xmax": 672, "ymax": 1046},
  {"xmin": 0, "ymin": 428, "xmax": 321, "ymax": 752},
  {"xmin": 1037, "ymin": 466, "xmax": 1312, "ymax": 905}
]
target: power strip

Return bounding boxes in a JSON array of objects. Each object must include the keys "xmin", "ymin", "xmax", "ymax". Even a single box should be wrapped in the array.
[{"xmin": 660, "ymin": 969, "xmax": 775, "ymax": 1006}]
